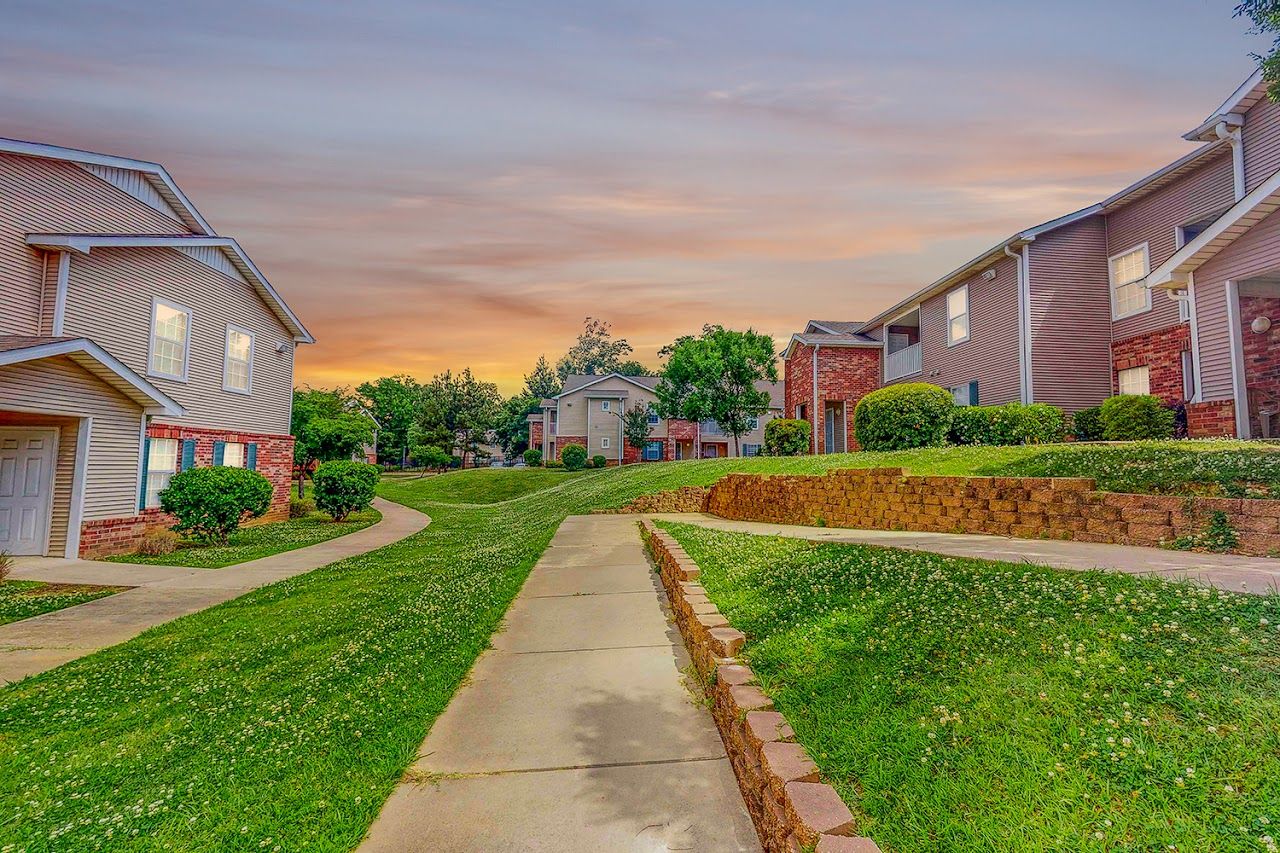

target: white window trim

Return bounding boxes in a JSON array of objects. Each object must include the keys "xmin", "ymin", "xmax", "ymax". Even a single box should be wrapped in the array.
[
  {"xmin": 223, "ymin": 324, "xmax": 255, "ymax": 395},
  {"xmin": 1108, "ymin": 242, "xmax": 1152, "ymax": 321},
  {"xmin": 946, "ymin": 284, "xmax": 970, "ymax": 346},
  {"xmin": 148, "ymin": 296, "xmax": 193, "ymax": 382},
  {"xmin": 1117, "ymin": 365, "xmax": 1151, "ymax": 396},
  {"xmin": 600, "ymin": 400, "xmax": 610, "ymax": 412},
  {"xmin": 600, "ymin": 436, "xmax": 610, "ymax": 449}
]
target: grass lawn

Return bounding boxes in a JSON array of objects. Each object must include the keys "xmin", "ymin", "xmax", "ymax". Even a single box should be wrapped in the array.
[
  {"xmin": 659, "ymin": 520, "xmax": 1280, "ymax": 853},
  {"xmin": 0, "ymin": 580, "xmax": 123, "ymax": 626},
  {"xmin": 386, "ymin": 467, "xmax": 587, "ymax": 504},
  {"xmin": 102, "ymin": 509, "xmax": 381, "ymax": 569},
  {"xmin": 0, "ymin": 440, "xmax": 1269, "ymax": 852}
]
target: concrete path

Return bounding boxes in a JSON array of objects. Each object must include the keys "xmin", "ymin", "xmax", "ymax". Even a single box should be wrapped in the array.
[
  {"xmin": 0, "ymin": 497, "xmax": 429, "ymax": 683},
  {"xmin": 652, "ymin": 513, "xmax": 1280, "ymax": 595},
  {"xmin": 361, "ymin": 514, "xmax": 759, "ymax": 852}
]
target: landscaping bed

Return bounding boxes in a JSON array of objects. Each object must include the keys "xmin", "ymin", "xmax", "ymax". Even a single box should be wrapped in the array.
[
  {"xmin": 657, "ymin": 520, "xmax": 1280, "ymax": 853},
  {"xmin": 0, "ymin": 580, "xmax": 124, "ymax": 626}
]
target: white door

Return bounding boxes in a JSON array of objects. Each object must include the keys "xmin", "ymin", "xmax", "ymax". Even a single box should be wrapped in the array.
[{"xmin": 0, "ymin": 429, "xmax": 57, "ymax": 556}]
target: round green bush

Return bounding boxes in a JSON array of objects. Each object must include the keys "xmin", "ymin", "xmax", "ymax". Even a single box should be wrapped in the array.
[
  {"xmin": 1100, "ymin": 394, "xmax": 1176, "ymax": 441},
  {"xmin": 160, "ymin": 466, "xmax": 273, "ymax": 544},
  {"xmin": 763, "ymin": 418, "xmax": 811, "ymax": 456},
  {"xmin": 1070, "ymin": 406, "xmax": 1104, "ymax": 441},
  {"xmin": 853, "ymin": 383, "xmax": 954, "ymax": 451},
  {"xmin": 591, "ymin": 454, "xmax": 607, "ymax": 469},
  {"xmin": 560, "ymin": 443, "xmax": 588, "ymax": 471},
  {"xmin": 289, "ymin": 497, "xmax": 315, "ymax": 519},
  {"xmin": 418, "ymin": 446, "xmax": 451, "ymax": 472},
  {"xmin": 313, "ymin": 460, "xmax": 379, "ymax": 521},
  {"xmin": 523, "ymin": 448, "xmax": 543, "ymax": 466}
]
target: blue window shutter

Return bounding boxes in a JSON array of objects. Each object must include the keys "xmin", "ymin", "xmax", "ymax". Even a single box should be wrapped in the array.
[
  {"xmin": 139, "ymin": 438, "xmax": 151, "ymax": 510},
  {"xmin": 181, "ymin": 439, "xmax": 196, "ymax": 471},
  {"xmin": 212, "ymin": 441, "xmax": 225, "ymax": 466},
  {"xmin": 969, "ymin": 381, "xmax": 979, "ymax": 406},
  {"xmin": 246, "ymin": 443, "xmax": 258, "ymax": 470}
]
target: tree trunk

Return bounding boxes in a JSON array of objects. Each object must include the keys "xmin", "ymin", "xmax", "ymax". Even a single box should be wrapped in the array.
[
  {"xmin": 733, "ymin": 433, "xmax": 741, "ymax": 458},
  {"xmin": 297, "ymin": 469, "xmax": 306, "ymax": 498}
]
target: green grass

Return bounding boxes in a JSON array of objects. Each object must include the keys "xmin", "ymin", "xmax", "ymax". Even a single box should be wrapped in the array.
[
  {"xmin": 0, "ymin": 580, "xmax": 122, "ymax": 626},
  {"xmin": 658, "ymin": 520, "xmax": 1280, "ymax": 853},
  {"xmin": 102, "ymin": 510, "xmax": 381, "ymax": 568},
  {"xmin": 388, "ymin": 467, "xmax": 586, "ymax": 504},
  {"xmin": 0, "ymin": 441, "xmax": 1267, "ymax": 852}
]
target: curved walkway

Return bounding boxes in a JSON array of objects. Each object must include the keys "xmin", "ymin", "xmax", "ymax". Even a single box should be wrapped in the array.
[
  {"xmin": 651, "ymin": 513, "xmax": 1280, "ymax": 595},
  {"xmin": 0, "ymin": 497, "xmax": 430, "ymax": 684}
]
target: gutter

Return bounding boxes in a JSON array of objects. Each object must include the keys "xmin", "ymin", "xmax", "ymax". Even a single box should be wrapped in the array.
[{"xmin": 1005, "ymin": 240, "xmax": 1035, "ymax": 404}]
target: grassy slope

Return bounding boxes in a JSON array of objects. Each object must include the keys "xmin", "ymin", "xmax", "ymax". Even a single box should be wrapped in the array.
[
  {"xmin": 388, "ymin": 468, "xmax": 586, "ymax": 504},
  {"xmin": 0, "ymin": 441, "xmax": 1266, "ymax": 852},
  {"xmin": 0, "ymin": 581, "xmax": 121, "ymax": 626},
  {"xmin": 660, "ymin": 521, "xmax": 1280, "ymax": 853},
  {"xmin": 103, "ymin": 509, "xmax": 381, "ymax": 568}
]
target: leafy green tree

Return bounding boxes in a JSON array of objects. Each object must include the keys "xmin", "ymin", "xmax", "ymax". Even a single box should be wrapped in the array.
[
  {"xmin": 655, "ymin": 325, "xmax": 777, "ymax": 457},
  {"xmin": 618, "ymin": 404, "xmax": 654, "ymax": 458},
  {"xmin": 417, "ymin": 446, "xmax": 452, "ymax": 474},
  {"xmin": 411, "ymin": 368, "xmax": 502, "ymax": 468},
  {"xmin": 523, "ymin": 355, "xmax": 561, "ymax": 399},
  {"xmin": 555, "ymin": 317, "xmax": 634, "ymax": 380},
  {"xmin": 356, "ymin": 374, "xmax": 422, "ymax": 468},
  {"xmin": 1237, "ymin": 2, "xmax": 1280, "ymax": 97},
  {"xmin": 291, "ymin": 388, "xmax": 375, "ymax": 497},
  {"xmin": 616, "ymin": 359, "xmax": 656, "ymax": 377},
  {"xmin": 494, "ymin": 393, "xmax": 540, "ymax": 456}
]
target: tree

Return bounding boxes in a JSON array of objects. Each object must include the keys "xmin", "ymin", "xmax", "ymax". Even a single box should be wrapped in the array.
[
  {"xmin": 616, "ymin": 359, "xmax": 656, "ymax": 377},
  {"xmin": 291, "ymin": 388, "xmax": 375, "ymax": 497},
  {"xmin": 1237, "ymin": 2, "xmax": 1280, "ymax": 98},
  {"xmin": 555, "ymin": 317, "xmax": 634, "ymax": 380},
  {"xmin": 411, "ymin": 368, "xmax": 502, "ymax": 468},
  {"xmin": 655, "ymin": 325, "xmax": 778, "ymax": 457},
  {"xmin": 356, "ymin": 374, "xmax": 422, "ymax": 468},
  {"xmin": 618, "ymin": 404, "xmax": 654, "ymax": 458},
  {"xmin": 494, "ymin": 393, "xmax": 540, "ymax": 457},
  {"xmin": 523, "ymin": 355, "xmax": 561, "ymax": 399}
]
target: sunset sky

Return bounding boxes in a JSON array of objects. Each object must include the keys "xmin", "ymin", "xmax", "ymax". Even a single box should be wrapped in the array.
[{"xmin": 2, "ymin": 1, "xmax": 1269, "ymax": 393}]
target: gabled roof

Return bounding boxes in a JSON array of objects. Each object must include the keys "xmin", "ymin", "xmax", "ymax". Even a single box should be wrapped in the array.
[
  {"xmin": 0, "ymin": 335, "xmax": 184, "ymax": 416},
  {"xmin": 0, "ymin": 137, "xmax": 214, "ymax": 235},
  {"xmin": 1146, "ymin": 164, "xmax": 1280, "ymax": 290},
  {"xmin": 26, "ymin": 233, "xmax": 314, "ymax": 343},
  {"xmin": 805, "ymin": 320, "xmax": 865, "ymax": 335},
  {"xmin": 783, "ymin": 330, "xmax": 881, "ymax": 360},
  {"xmin": 1183, "ymin": 68, "xmax": 1266, "ymax": 141},
  {"xmin": 555, "ymin": 373, "xmax": 659, "ymax": 398}
]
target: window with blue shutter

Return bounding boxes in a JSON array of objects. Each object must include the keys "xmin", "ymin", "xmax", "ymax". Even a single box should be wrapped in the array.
[
  {"xmin": 138, "ymin": 437, "xmax": 151, "ymax": 510},
  {"xmin": 643, "ymin": 440, "xmax": 662, "ymax": 461},
  {"xmin": 181, "ymin": 439, "xmax": 196, "ymax": 471},
  {"xmin": 212, "ymin": 440, "xmax": 225, "ymax": 466},
  {"xmin": 246, "ymin": 443, "xmax": 258, "ymax": 470},
  {"xmin": 969, "ymin": 381, "xmax": 979, "ymax": 406}
]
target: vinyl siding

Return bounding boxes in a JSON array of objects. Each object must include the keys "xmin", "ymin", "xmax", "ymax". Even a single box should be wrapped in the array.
[
  {"xmin": 0, "ymin": 153, "xmax": 191, "ymax": 336},
  {"xmin": 1028, "ymin": 217, "xmax": 1114, "ymax": 411},
  {"xmin": 1107, "ymin": 150, "xmax": 1234, "ymax": 340},
  {"xmin": 1193, "ymin": 207, "xmax": 1280, "ymax": 400},
  {"xmin": 889, "ymin": 254, "xmax": 1022, "ymax": 405},
  {"xmin": 60, "ymin": 247, "xmax": 296, "ymax": 434},
  {"xmin": 1244, "ymin": 95, "xmax": 1280, "ymax": 194},
  {"xmin": 0, "ymin": 356, "xmax": 144, "ymax": 523}
]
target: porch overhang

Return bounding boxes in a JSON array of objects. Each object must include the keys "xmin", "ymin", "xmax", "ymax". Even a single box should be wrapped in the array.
[{"xmin": 0, "ymin": 336, "xmax": 184, "ymax": 416}]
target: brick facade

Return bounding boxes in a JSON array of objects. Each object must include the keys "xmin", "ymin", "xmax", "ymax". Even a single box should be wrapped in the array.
[
  {"xmin": 1239, "ymin": 294, "xmax": 1280, "ymax": 437},
  {"xmin": 784, "ymin": 344, "xmax": 881, "ymax": 454},
  {"xmin": 529, "ymin": 420, "xmax": 544, "ymax": 456},
  {"xmin": 79, "ymin": 423, "xmax": 294, "ymax": 558},
  {"xmin": 553, "ymin": 435, "xmax": 586, "ymax": 464},
  {"xmin": 1111, "ymin": 324, "xmax": 1190, "ymax": 403},
  {"xmin": 1186, "ymin": 400, "xmax": 1237, "ymax": 438}
]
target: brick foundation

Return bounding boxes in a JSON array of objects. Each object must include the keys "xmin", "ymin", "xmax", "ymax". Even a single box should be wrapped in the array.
[
  {"xmin": 79, "ymin": 424, "xmax": 294, "ymax": 558},
  {"xmin": 641, "ymin": 521, "xmax": 880, "ymax": 853},
  {"xmin": 785, "ymin": 344, "xmax": 881, "ymax": 453},
  {"xmin": 1186, "ymin": 400, "xmax": 1237, "ymax": 438},
  {"xmin": 1111, "ymin": 325, "xmax": 1190, "ymax": 403}
]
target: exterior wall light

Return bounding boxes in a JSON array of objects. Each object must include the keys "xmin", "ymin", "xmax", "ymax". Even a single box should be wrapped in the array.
[{"xmin": 1252, "ymin": 316, "xmax": 1272, "ymax": 334}]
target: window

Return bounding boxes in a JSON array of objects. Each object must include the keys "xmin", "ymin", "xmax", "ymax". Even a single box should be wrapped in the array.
[
  {"xmin": 742, "ymin": 444, "xmax": 761, "ymax": 457},
  {"xmin": 600, "ymin": 400, "xmax": 610, "ymax": 412},
  {"xmin": 795, "ymin": 404, "xmax": 807, "ymax": 420},
  {"xmin": 946, "ymin": 285, "xmax": 970, "ymax": 345},
  {"xmin": 647, "ymin": 406, "xmax": 660, "ymax": 425},
  {"xmin": 643, "ymin": 440, "xmax": 663, "ymax": 461},
  {"xmin": 224, "ymin": 326, "xmax": 253, "ymax": 394},
  {"xmin": 1117, "ymin": 365, "xmax": 1151, "ymax": 396},
  {"xmin": 144, "ymin": 438, "xmax": 178, "ymax": 509},
  {"xmin": 748, "ymin": 417, "xmax": 760, "ymax": 431},
  {"xmin": 221, "ymin": 442, "xmax": 245, "ymax": 468},
  {"xmin": 949, "ymin": 381, "xmax": 978, "ymax": 406},
  {"xmin": 149, "ymin": 299, "xmax": 191, "ymax": 380},
  {"xmin": 600, "ymin": 436, "xmax": 610, "ymax": 449},
  {"xmin": 1109, "ymin": 244, "xmax": 1150, "ymax": 319}
]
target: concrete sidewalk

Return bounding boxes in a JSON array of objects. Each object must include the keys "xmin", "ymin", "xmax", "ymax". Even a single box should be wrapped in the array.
[
  {"xmin": 361, "ymin": 514, "xmax": 759, "ymax": 852},
  {"xmin": 651, "ymin": 513, "xmax": 1280, "ymax": 594},
  {"xmin": 0, "ymin": 497, "xmax": 429, "ymax": 683}
]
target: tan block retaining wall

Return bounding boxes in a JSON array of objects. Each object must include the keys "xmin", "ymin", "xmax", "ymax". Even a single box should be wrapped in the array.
[{"xmin": 641, "ymin": 520, "xmax": 880, "ymax": 853}]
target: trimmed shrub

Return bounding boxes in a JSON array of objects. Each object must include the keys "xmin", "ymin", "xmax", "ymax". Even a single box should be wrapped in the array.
[
  {"xmin": 948, "ymin": 403, "xmax": 1065, "ymax": 446},
  {"xmin": 1015, "ymin": 403, "xmax": 1067, "ymax": 444},
  {"xmin": 160, "ymin": 466, "xmax": 273, "ymax": 544},
  {"xmin": 545, "ymin": 460, "xmax": 565, "ymax": 469},
  {"xmin": 949, "ymin": 406, "xmax": 995, "ymax": 445},
  {"xmin": 138, "ymin": 530, "xmax": 180, "ymax": 556},
  {"xmin": 1071, "ymin": 406, "xmax": 1104, "ymax": 441},
  {"xmin": 523, "ymin": 448, "xmax": 543, "ymax": 467},
  {"xmin": 418, "ymin": 446, "xmax": 451, "ymax": 472},
  {"xmin": 1100, "ymin": 394, "xmax": 1176, "ymax": 441},
  {"xmin": 592, "ymin": 454, "xmax": 608, "ymax": 469},
  {"xmin": 853, "ymin": 383, "xmax": 954, "ymax": 451},
  {"xmin": 763, "ymin": 418, "xmax": 811, "ymax": 456},
  {"xmin": 313, "ymin": 460, "xmax": 379, "ymax": 521},
  {"xmin": 289, "ymin": 497, "xmax": 315, "ymax": 519},
  {"xmin": 560, "ymin": 443, "xmax": 588, "ymax": 471}
]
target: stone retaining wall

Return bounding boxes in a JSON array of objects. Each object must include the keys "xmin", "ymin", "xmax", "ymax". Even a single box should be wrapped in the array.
[
  {"xmin": 597, "ymin": 486, "xmax": 711, "ymax": 514},
  {"xmin": 641, "ymin": 520, "xmax": 880, "ymax": 853},
  {"xmin": 702, "ymin": 468, "xmax": 1280, "ymax": 557}
]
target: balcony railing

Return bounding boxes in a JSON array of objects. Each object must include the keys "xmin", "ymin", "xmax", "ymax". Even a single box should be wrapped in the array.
[
  {"xmin": 699, "ymin": 420, "xmax": 726, "ymax": 436},
  {"xmin": 885, "ymin": 342, "xmax": 922, "ymax": 381}
]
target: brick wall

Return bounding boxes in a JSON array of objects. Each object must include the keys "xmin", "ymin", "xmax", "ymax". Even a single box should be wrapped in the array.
[
  {"xmin": 703, "ymin": 468, "xmax": 1280, "ymax": 557},
  {"xmin": 1186, "ymin": 400, "xmax": 1237, "ymax": 438},
  {"xmin": 80, "ymin": 424, "xmax": 294, "ymax": 558},
  {"xmin": 1239, "ymin": 294, "xmax": 1280, "ymax": 437},
  {"xmin": 554, "ymin": 435, "xmax": 586, "ymax": 464},
  {"xmin": 784, "ymin": 344, "xmax": 881, "ymax": 453},
  {"xmin": 1111, "ymin": 324, "xmax": 1190, "ymax": 403},
  {"xmin": 529, "ymin": 421, "xmax": 544, "ymax": 454}
]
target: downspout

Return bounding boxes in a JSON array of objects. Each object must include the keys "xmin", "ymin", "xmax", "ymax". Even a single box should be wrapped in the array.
[
  {"xmin": 1217, "ymin": 121, "xmax": 1245, "ymax": 201},
  {"xmin": 1005, "ymin": 240, "xmax": 1035, "ymax": 404},
  {"xmin": 1168, "ymin": 274, "xmax": 1202, "ymax": 402},
  {"xmin": 811, "ymin": 343, "xmax": 820, "ymax": 454}
]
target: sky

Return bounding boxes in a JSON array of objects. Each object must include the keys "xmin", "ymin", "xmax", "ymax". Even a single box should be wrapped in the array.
[{"xmin": 1, "ymin": 1, "xmax": 1270, "ymax": 394}]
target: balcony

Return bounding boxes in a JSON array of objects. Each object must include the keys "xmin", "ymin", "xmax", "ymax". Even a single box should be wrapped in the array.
[
  {"xmin": 699, "ymin": 420, "xmax": 726, "ymax": 436},
  {"xmin": 885, "ymin": 342, "xmax": 922, "ymax": 381}
]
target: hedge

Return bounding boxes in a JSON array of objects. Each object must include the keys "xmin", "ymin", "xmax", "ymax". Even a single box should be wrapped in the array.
[
  {"xmin": 313, "ymin": 460, "xmax": 380, "ymax": 521},
  {"xmin": 160, "ymin": 466, "xmax": 273, "ymax": 544},
  {"xmin": 853, "ymin": 383, "xmax": 954, "ymax": 451},
  {"xmin": 1100, "ymin": 394, "xmax": 1176, "ymax": 441},
  {"xmin": 763, "ymin": 418, "xmax": 811, "ymax": 456},
  {"xmin": 560, "ymin": 443, "xmax": 588, "ymax": 471}
]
